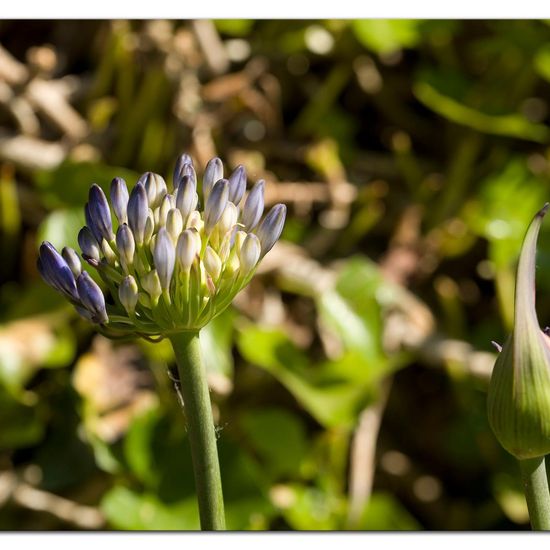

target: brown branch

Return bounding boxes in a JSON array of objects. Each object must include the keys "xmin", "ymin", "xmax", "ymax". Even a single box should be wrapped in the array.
[{"xmin": 0, "ymin": 471, "xmax": 105, "ymax": 529}]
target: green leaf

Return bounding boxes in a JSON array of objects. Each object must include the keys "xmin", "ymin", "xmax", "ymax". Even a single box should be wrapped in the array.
[
  {"xmin": 123, "ymin": 407, "xmax": 162, "ymax": 487},
  {"xmin": 317, "ymin": 256, "xmax": 386, "ymax": 362},
  {"xmin": 36, "ymin": 207, "xmax": 84, "ymax": 252},
  {"xmin": 414, "ymin": 81, "xmax": 550, "ymax": 142},
  {"xmin": 352, "ymin": 20, "xmax": 422, "ymax": 54},
  {"xmin": 0, "ymin": 388, "xmax": 45, "ymax": 449},
  {"xmin": 358, "ymin": 492, "xmax": 420, "ymax": 530},
  {"xmin": 240, "ymin": 408, "xmax": 308, "ymax": 479},
  {"xmin": 101, "ymin": 486, "xmax": 200, "ymax": 530},
  {"xmin": 236, "ymin": 326, "xmax": 387, "ymax": 428},
  {"xmin": 279, "ymin": 484, "xmax": 344, "ymax": 530},
  {"xmin": 214, "ymin": 19, "xmax": 254, "ymax": 37},
  {"xmin": 534, "ymin": 44, "xmax": 550, "ymax": 83},
  {"xmin": 34, "ymin": 161, "xmax": 139, "ymax": 209}
]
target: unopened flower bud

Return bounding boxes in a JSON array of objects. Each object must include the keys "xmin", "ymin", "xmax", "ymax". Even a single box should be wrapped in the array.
[
  {"xmin": 101, "ymin": 239, "xmax": 117, "ymax": 265},
  {"xmin": 88, "ymin": 184, "xmax": 114, "ymax": 242},
  {"xmin": 139, "ymin": 172, "xmax": 167, "ymax": 209},
  {"xmin": 204, "ymin": 179, "xmax": 229, "ymax": 234},
  {"xmin": 110, "ymin": 177, "xmax": 129, "ymax": 224},
  {"xmin": 488, "ymin": 204, "xmax": 550, "ymax": 459},
  {"xmin": 175, "ymin": 175, "xmax": 198, "ymax": 220},
  {"xmin": 256, "ymin": 204, "xmax": 286, "ymax": 256},
  {"xmin": 38, "ymin": 242, "xmax": 79, "ymax": 301},
  {"xmin": 187, "ymin": 210, "xmax": 203, "ymax": 232},
  {"xmin": 173, "ymin": 153, "xmax": 194, "ymax": 185},
  {"xmin": 203, "ymin": 157, "xmax": 223, "ymax": 199},
  {"xmin": 144, "ymin": 210, "xmax": 155, "ymax": 245},
  {"xmin": 142, "ymin": 269, "xmax": 162, "ymax": 301},
  {"xmin": 116, "ymin": 224, "xmax": 135, "ymax": 269},
  {"xmin": 242, "ymin": 180, "xmax": 265, "ymax": 230},
  {"xmin": 217, "ymin": 202, "xmax": 238, "ymax": 237},
  {"xmin": 167, "ymin": 208, "xmax": 184, "ymax": 241},
  {"xmin": 62, "ymin": 247, "xmax": 81, "ymax": 277},
  {"xmin": 176, "ymin": 229, "xmax": 199, "ymax": 271},
  {"xmin": 228, "ymin": 165, "xmax": 247, "ymax": 205},
  {"xmin": 76, "ymin": 271, "xmax": 108, "ymax": 324},
  {"xmin": 78, "ymin": 227, "xmax": 101, "ymax": 265},
  {"xmin": 128, "ymin": 182, "xmax": 148, "ymax": 246},
  {"xmin": 204, "ymin": 246, "xmax": 222, "ymax": 281},
  {"xmin": 119, "ymin": 275, "xmax": 139, "ymax": 313},
  {"xmin": 158, "ymin": 194, "xmax": 173, "ymax": 227},
  {"xmin": 154, "ymin": 228, "xmax": 176, "ymax": 291},
  {"xmin": 238, "ymin": 233, "xmax": 261, "ymax": 275}
]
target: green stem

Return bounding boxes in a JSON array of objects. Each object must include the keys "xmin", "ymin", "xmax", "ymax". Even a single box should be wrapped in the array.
[
  {"xmin": 169, "ymin": 331, "xmax": 226, "ymax": 531},
  {"xmin": 520, "ymin": 456, "xmax": 550, "ymax": 530}
]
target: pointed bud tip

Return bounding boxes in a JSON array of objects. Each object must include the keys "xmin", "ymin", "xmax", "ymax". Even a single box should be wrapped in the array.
[
  {"xmin": 490, "ymin": 340, "xmax": 502, "ymax": 353},
  {"xmin": 538, "ymin": 203, "xmax": 550, "ymax": 218}
]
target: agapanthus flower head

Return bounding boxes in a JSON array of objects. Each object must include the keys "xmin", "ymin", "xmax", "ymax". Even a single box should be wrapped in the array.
[{"xmin": 38, "ymin": 155, "xmax": 286, "ymax": 339}]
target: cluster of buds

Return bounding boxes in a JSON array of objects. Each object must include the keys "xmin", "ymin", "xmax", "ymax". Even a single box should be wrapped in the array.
[{"xmin": 38, "ymin": 154, "xmax": 286, "ymax": 339}]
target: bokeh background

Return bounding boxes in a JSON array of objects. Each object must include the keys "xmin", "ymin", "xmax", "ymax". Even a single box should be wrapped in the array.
[{"xmin": 0, "ymin": 19, "xmax": 549, "ymax": 530}]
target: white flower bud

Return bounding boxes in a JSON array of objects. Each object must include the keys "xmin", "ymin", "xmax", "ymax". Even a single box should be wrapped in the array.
[
  {"xmin": 119, "ymin": 275, "xmax": 139, "ymax": 313},
  {"xmin": 167, "ymin": 208, "xmax": 184, "ymax": 242},
  {"xmin": 176, "ymin": 229, "xmax": 199, "ymax": 271},
  {"xmin": 239, "ymin": 233, "xmax": 261, "ymax": 274},
  {"xmin": 204, "ymin": 246, "xmax": 222, "ymax": 281},
  {"xmin": 142, "ymin": 269, "xmax": 162, "ymax": 301}
]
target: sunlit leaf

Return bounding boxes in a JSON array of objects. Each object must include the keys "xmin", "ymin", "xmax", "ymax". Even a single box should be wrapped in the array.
[
  {"xmin": 102, "ymin": 486, "xmax": 200, "ymax": 530},
  {"xmin": 352, "ymin": 20, "xmax": 422, "ymax": 54}
]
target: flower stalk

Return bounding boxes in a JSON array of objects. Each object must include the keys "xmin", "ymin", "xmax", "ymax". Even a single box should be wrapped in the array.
[
  {"xmin": 169, "ymin": 331, "xmax": 225, "ymax": 531},
  {"xmin": 520, "ymin": 457, "xmax": 550, "ymax": 530}
]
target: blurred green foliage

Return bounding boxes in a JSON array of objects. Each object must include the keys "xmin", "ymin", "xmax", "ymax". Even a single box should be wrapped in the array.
[{"xmin": 1, "ymin": 19, "xmax": 550, "ymax": 530}]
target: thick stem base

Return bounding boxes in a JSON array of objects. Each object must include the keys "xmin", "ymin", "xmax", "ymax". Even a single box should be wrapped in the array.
[{"xmin": 520, "ymin": 456, "xmax": 550, "ymax": 530}]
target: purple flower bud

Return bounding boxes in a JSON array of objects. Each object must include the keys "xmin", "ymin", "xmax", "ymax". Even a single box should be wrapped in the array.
[
  {"xmin": 174, "ymin": 161, "xmax": 197, "ymax": 190},
  {"xmin": 228, "ymin": 165, "xmax": 247, "ymax": 205},
  {"xmin": 88, "ymin": 184, "xmax": 114, "ymax": 242},
  {"xmin": 127, "ymin": 182, "xmax": 148, "ymax": 246},
  {"xmin": 138, "ymin": 172, "xmax": 167, "ymax": 209},
  {"xmin": 116, "ymin": 224, "xmax": 135, "ymax": 268},
  {"xmin": 256, "ymin": 204, "xmax": 286, "ymax": 256},
  {"xmin": 204, "ymin": 179, "xmax": 229, "ymax": 234},
  {"xmin": 62, "ymin": 247, "xmax": 81, "ymax": 277},
  {"xmin": 175, "ymin": 175, "xmax": 198, "ymax": 219},
  {"xmin": 75, "ymin": 305, "xmax": 94, "ymax": 322},
  {"xmin": 78, "ymin": 227, "xmax": 101, "ymax": 265},
  {"xmin": 38, "ymin": 242, "xmax": 79, "ymax": 301},
  {"xmin": 173, "ymin": 153, "xmax": 194, "ymax": 184},
  {"xmin": 153, "ymin": 228, "xmax": 176, "ymax": 291},
  {"xmin": 242, "ymin": 180, "xmax": 265, "ymax": 230},
  {"xmin": 203, "ymin": 157, "xmax": 223, "ymax": 200},
  {"xmin": 76, "ymin": 271, "xmax": 108, "ymax": 324},
  {"xmin": 110, "ymin": 177, "xmax": 129, "ymax": 224},
  {"xmin": 84, "ymin": 204, "xmax": 101, "ymax": 244}
]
